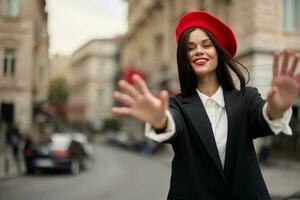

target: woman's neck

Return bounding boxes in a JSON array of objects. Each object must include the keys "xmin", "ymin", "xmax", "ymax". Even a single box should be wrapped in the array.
[{"xmin": 197, "ymin": 76, "xmax": 220, "ymax": 97}]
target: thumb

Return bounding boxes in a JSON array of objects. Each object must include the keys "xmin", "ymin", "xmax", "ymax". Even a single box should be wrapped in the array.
[{"xmin": 159, "ymin": 90, "xmax": 169, "ymax": 110}]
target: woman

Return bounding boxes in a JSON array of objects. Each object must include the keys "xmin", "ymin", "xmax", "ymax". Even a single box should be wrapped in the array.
[{"xmin": 112, "ymin": 11, "xmax": 300, "ymax": 199}]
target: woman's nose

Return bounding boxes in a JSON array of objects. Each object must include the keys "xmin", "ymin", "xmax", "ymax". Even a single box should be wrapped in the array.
[{"xmin": 194, "ymin": 46, "xmax": 204, "ymax": 55}]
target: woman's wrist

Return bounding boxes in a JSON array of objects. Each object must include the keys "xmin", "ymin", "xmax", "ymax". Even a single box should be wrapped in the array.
[
  {"xmin": 267, "ymin": 104, "xmax": 284, "ymax": 120},
  {"xmin": 152, "ymin": 114, "xmax": 168, "ymax": 133}
]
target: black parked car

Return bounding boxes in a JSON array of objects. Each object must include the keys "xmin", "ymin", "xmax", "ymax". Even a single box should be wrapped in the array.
[{"xmin": 23, "ymin": 132, "xmax": 94, "ymax": 175}]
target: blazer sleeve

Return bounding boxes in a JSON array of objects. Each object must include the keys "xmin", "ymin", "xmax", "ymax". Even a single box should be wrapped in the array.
[
  {"xmin": 244, "ymin": 87, "xmax": 274, "ymax": 139},
  {"xmin": 161, "ymin": 96, "xmax": 185, "ymax": 144},
  {"xmin": 144, "ymin": 96, "xmax": 185, "ymax": 145}
]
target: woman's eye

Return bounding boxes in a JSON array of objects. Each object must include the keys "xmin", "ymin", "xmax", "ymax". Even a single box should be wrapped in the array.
[
  {"xmin": 187, "ymin": 46, "xmax": 195, "ymax": 51},
  {"xmin": 203, "ymin": 44, "xmax": 212, "ymax": 48}
]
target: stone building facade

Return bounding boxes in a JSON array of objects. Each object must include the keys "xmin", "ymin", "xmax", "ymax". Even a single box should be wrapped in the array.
[
  {"xmin": 0, "ymin": 0, "xmax": 49, "ymax": 132},
  {"xmin": 121, "ymin": 0, "xmax": 300, "ymax": 149},
  {"xmin": 49, "ymin": 54, "xmax": 72, "ymax": 85},
  {"xmin": 123, "ymin": 0, "xmax": 300, "ymax": 97},
  {"xmin": 69, "ymin": 38, "xmax": 121, "ymax": 130}
]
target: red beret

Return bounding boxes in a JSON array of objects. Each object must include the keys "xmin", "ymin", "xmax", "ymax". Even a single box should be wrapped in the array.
[{"xmin": 175, "ymin": 11, "xmax": 237, "ymax": 58}]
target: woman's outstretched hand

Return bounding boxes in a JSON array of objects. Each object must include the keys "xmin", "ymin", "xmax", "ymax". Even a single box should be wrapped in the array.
[
  {"xmin": 267, "ymin": 49, "xmax": 300, "ymax": 119},
  {"xmin": 112, "ymin": 74, "xmax": 169, "ymax": 129}
]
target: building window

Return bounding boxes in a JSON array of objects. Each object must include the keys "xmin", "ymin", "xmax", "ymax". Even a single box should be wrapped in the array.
[
  {"xmin": 4, "ymin": 0, "xmax": 20, "ymax": 17},
  {"xmin": 3, "ymin": 49, "xmax": 16, "ymax": 77},
  {"xmin": 282, "ymin": 0, "xmax": 300, "ymax": 32}
]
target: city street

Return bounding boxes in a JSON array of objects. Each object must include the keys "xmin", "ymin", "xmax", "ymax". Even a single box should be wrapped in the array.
[
  {"xmin": 1, "ymin": 142, "xmax": 300, "ymax": 200},
  {"xmin": 1, "ymin": 1, "xmax": 300, "ymax": 200},
  {"xmin": 0, "ymin": 144, "xmax": 171, "ymax": 200}
]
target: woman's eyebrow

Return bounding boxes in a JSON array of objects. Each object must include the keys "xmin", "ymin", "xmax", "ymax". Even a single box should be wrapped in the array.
[
  {"xmin": 202, "ymin": 38, "xmax": 212, "ymax": 43},
  {"xmin": 188, "ymin": 38, "xmax": 211, "ymax": 44}
]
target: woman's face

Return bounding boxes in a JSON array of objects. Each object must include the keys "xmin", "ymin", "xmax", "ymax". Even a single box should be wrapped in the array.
[{"xmin": 187, "ymin": 28, "xmax": 218, "ymax": 79}]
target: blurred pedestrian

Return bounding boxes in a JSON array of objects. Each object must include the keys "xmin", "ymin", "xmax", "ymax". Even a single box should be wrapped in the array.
[
  {"xmin": 23, "ymin": 132, "xmax": 33, "ymax": 150},
  {"xmin": 258, "ymin": 137, "xmax": 273, "ymax": 165},
  {"xmin": 5, "ymin": 123, "xmax": 22, "ymax": 174},
  {"xmin": 141, "ymin": 139, "xmax": 156, "ymax": 155},
  {"xmin": 23, "ymin": 131, "xmax": 34, "ymax": 174},
  {"xmin": 112, "ymin": 11, "xmax": 299, "ymax": 199}
]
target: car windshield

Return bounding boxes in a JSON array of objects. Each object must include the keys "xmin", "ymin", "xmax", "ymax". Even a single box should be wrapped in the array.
[{"xmin": 50, "ymin": 135, "xmax": 71, "ymax": 149}]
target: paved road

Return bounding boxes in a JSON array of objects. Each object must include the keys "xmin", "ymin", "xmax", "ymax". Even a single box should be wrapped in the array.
[
  {"xmin": 1, "ymin": 143, "xmax": 299, "ymax": 200},
  {"xmin": 0, "ymin": 144, "xmax": 171, "ymax": 200}
]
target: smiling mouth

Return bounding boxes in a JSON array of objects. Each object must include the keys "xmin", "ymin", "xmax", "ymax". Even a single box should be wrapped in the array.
[{"xmin": 193, "ymin": 58, "xmax": 209, "ymax": 65}]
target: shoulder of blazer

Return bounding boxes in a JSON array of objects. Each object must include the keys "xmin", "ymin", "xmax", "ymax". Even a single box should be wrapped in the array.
[
  {"xmin": 241, "ymin": 86, "xmax": 264, "ymax": 104},
  {"xmin": 243, "ymin": 86, "xmax": 257, "ymax": 94},
  {"xmin": 223, "ymin": 86, "xmax": 260, "ymax": 101}
]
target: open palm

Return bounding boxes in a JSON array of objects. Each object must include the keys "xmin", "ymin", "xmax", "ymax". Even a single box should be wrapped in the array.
[
  {"xmin": 112, "ymin": 74, "xmax": 169, "ymax": 128},
  {"xmin": 267, "ymin": 50, "xmax": 300, "ymax": 118}
]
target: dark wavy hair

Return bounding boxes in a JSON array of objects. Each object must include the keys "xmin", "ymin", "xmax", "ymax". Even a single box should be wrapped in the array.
[{"xmin": 177, "ymin": 27, "xmax": 249, "ymax": 95}]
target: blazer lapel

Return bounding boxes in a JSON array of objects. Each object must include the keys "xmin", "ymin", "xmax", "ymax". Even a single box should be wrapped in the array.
[
  {"xmin": 223, "ymin": 89, "xmax": 243, "ymax": 175},
  {"xmin": 182, "ymin": 92, "xmax": 226, "ymax": 182}
]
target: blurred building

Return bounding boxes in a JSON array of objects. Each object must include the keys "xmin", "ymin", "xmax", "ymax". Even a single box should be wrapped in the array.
[
  {"xmin": 123, "ymin": 0, "xmax": 300, "ymax": 96},
  {"xmin": 49, "ymin": 54, "xmax": 72, "ymax": 85},
  {"xmin": 0, "ymin": 0, "xmax": 49, "ymax": 132},
  {"xmin": 69, "ymin": 38, "xmax": 121, "ymax": 131},
  {"xmin": 122, "ymin": 0, "xmax": 300, "ymax": 152}
]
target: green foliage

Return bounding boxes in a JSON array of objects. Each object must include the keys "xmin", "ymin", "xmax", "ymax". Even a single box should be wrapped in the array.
[{"xmin": 49, "ymin": 77, "xmax": 69, "ymax": 106}]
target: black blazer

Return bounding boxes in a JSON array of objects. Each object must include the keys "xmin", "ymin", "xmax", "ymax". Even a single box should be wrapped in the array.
[{"xmin": 165, "ymin": 87, "xmax": 273, "ymax": 200}]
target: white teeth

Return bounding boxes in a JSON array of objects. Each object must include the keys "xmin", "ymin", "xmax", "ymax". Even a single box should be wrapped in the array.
[{"xmin": 195, "ymin": 59, "xmax": 207, "ymax": 63}]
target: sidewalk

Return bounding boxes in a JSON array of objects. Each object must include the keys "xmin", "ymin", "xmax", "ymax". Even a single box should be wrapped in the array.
[
  {"xmin": 261, "ymin": 158, "xmax": 300, "ymax": 199},
  {"xmin": 0, "ymin": 150, "xmax": 24, "ymax": 180},
  {"xmin": 155, "ymin": 145, "xmax": 300, "ymax": 199}
]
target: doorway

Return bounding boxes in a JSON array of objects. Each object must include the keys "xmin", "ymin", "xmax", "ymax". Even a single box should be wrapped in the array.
[{"xmin": 0, "ymin": 103, "xmax": 15, "ymax": 125}]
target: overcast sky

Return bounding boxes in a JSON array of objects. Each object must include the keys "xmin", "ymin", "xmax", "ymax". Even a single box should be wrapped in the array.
[{"xmin": 46, "ymin": 0, "xmax": 128, "ymax": 55}]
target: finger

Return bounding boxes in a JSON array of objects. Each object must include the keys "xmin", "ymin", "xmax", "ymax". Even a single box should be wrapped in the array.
[
  {"xmin": 112, "ymin": 107, "xmax": 132, "ymax": 116},
  {"xmin": 288, "ymin": 53, "xmax": 300, "ymax": 76},
  {"xmin": 272, "ymin": 51, "xmax": 280, "ymax": 77},
  {"xmin": 113, "ymin": 91, "xmax": 134, "ymax": 106},
  {"xmin": 132, "ymin": 74, "xmax": 150, "ymax": 95},
  {"xmin": 159, "ymin": 90, "xmax": 169, "ymax": 110},
  {"xmin": 280, "ymin": 49, "xmax": 290, "ymax": 75},
  {"xmin": 118, "ymin": 80, "xmax": 140, "ymax": 99}
]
